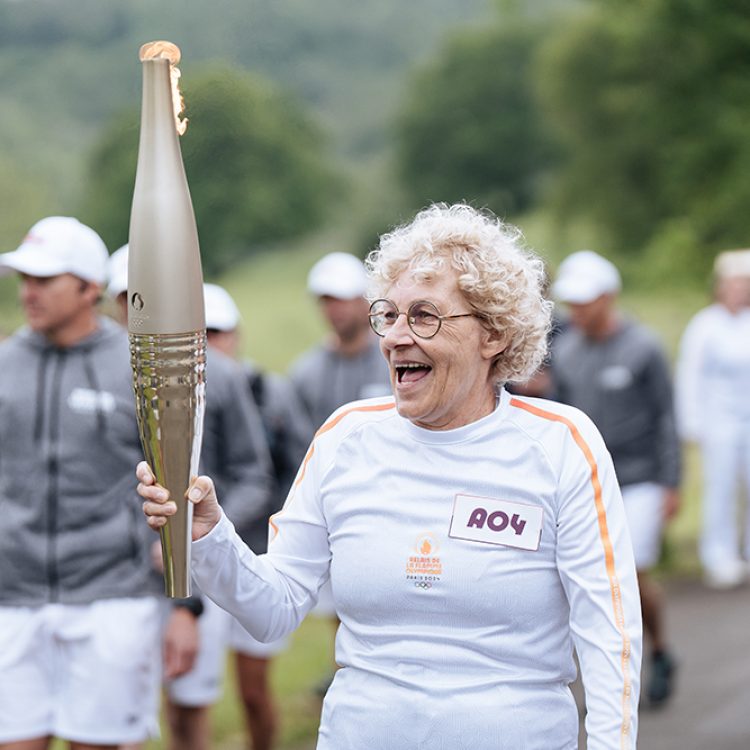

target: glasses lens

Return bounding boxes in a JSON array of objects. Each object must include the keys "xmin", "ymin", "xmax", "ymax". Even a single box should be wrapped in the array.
[
  {"xmin": 408, "ymin": 301, "xmax": 441, "ymax": 338},
  {"xmin": 369, "ymin": 299, "xmax": 398, "ymax": 336}
]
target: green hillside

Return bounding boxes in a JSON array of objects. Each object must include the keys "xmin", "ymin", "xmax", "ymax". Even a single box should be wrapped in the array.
[{"xmin": 0, "ymin": 0, "xmax": 492, "ymax": 233}]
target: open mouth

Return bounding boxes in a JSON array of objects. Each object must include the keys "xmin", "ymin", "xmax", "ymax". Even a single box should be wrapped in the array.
[{"xmin": 395, "ymin": 362, "xmax": 432, "ymax": 384}]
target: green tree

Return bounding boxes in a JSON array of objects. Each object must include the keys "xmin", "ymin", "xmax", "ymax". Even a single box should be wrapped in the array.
[
  {"xmin": 537, "ymin": 0, "xmax": 750, "ymax": 277},
  {"xmin": 81, "ymin": 64, "xmax": 340, "ymax": 274},
  {"xmin": 396, "ymin": 20, "xmax": 558, "ymax": 216}
]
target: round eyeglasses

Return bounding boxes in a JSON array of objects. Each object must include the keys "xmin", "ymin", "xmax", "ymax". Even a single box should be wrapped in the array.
[{"xmin": 368, "ymin": 298, "xmax": 480, "ymax": 339}]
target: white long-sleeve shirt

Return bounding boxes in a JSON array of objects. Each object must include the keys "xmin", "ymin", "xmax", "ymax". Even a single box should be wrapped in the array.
[
  {"xmin": 675, "ymin": 304, "xmax": 750, "ymax": 442},
  {"xmin": 192, "ymin": 389, "xmax": 641, "ymax": 750}
]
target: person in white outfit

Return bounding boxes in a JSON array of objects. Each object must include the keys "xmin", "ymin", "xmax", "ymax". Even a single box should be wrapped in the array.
[
  {"xmin": 675, "ymin": 249, "xmax": 750, "ymax": 588},
  {"xmin": 139, "ymin": 203, "xmax": 642, "ymax": 749}
]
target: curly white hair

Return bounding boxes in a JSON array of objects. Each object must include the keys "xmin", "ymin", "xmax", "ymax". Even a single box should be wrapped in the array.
[{"xmin": 366, "ymin": 203, "xmax": 552, "ymax": 384}]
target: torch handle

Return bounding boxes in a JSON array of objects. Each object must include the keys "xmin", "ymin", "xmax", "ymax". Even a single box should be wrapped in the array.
[{"xmin": 130, "ymin": 330, "xmax": 206, "ymax": 598}]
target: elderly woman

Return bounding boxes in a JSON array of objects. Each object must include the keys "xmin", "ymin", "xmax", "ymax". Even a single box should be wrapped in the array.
[{"xmin": 140, "ymin": 204, "xmax": 641, "ymax": 749}]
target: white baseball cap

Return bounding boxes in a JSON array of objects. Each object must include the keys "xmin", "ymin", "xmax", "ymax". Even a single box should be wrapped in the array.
[
  {"xmin": 552, "ymin": 250, "xmax": 621, "ymax": 304},
  {"xmin": 204, "ymin": 283, "xmax": 241, "ymax": 331},
  {"xmin": 107, "ymin": 244, "xmax": 129, "ymax": 297},
  {"xmin": 0, "ymin": 216, "xmax": 108, "ymax": 284},
  {"xmin": 307, "ymin": 252, "xmax": 368, "ymax": 300},
  {"xmin": 714, "ymin": 249, "xmax": 750, "ymax": 279}
]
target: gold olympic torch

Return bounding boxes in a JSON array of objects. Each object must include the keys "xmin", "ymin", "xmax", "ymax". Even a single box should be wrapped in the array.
[{"xmin": 128, "ymin": 41, "xmax": 206, "ymax": 598}]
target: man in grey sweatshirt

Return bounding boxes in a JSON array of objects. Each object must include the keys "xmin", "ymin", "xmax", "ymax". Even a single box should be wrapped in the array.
[
  {"xmin": 289, "ymin": 252, "xmax": 391, "ymax": 432},
  {"xmin": 0, "ymin": 217, "xmax": 162, "ymax": 748},
  {"xmin": 551, "ymin": 250, "xmax": 681, "ymax": 709}
]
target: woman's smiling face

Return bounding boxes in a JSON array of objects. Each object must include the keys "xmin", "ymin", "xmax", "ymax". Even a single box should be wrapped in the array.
[{"xmin": 378, "ymin": 270, "xmax": 502, "ymax": 431}]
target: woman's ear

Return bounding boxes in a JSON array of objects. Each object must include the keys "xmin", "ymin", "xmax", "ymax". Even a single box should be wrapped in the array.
[{"xmin": 480, "ymin": 326, "xmax": 507, "ymax": 361}]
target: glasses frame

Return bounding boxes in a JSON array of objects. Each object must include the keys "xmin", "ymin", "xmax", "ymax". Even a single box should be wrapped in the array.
[{"xmin": 368, "ymin": 298, "xmax": 480, "ymax": 340}]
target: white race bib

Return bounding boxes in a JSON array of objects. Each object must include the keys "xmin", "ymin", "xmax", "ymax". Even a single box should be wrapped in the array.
[{"xmin": 449, "ymin": 493, "xmax": 543, "ymax": 551}]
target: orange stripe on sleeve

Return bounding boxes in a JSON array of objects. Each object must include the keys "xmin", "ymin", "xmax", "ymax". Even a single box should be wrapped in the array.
[
  {"xmin": 509, "ymin": 398, "xmax": 633, "ymax": 748},
  {"xmin": 268, "ymin": 401, "xmax": 396, "ymax": 541}
]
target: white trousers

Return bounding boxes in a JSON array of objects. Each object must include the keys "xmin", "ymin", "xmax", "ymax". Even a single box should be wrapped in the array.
[{"xmin": 699, "ymin": 419, "xmax": 750, "ymax": 571}]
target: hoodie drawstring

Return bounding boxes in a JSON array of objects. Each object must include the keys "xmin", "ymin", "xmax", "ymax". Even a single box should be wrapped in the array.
[{"xmin": 33, "ymin": 348, "xmax": 50, "ymax": 445}]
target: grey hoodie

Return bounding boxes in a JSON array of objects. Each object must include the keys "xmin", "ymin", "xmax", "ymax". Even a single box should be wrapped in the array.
[
  {"xmin": 550, "ymin": 317, "xmax": 681, "ymax": 489},
  {"xmin": 0, "ymin": 316, "xmax": 152, "ymax": 605}
]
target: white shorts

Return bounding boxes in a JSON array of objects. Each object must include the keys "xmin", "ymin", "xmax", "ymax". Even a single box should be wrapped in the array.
[
  {"xmin": 165, "ymin": 597, "xmax": 288, "ymax": 707},
  {"xmin": 621, "ymin": 482, "xmax": 665, "ymax": 570},
  {"xmin": 0, "ymin": 598, "xmax": 161, "ymax": 745}
]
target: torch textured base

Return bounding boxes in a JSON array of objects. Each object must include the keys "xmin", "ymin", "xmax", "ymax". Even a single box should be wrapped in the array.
[{"xmin": 130, "ymin": 330, "xmax": 206, "ymax": 597}]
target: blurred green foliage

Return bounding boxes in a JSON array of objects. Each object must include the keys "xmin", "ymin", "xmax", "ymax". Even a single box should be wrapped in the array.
[
  {"xmin": 80, "ymin": 64, "xmax": 339, "ymax": 275},
  {"xmin": 0, "ymin": 0, "xmax": 490, "ymax": 244},
  {"xmin": 396, "ymin": 20, "xmax": 559, "ymax": 217},
  {"xmin": 535, "ymin": 0, "xmax": 750, "ymax": 275},
  {"xmin": 2, "ymin": 0, "xmax": 749, "ymax": 290}
]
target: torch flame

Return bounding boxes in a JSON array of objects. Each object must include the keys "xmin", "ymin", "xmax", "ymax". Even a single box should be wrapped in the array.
[{"xmin": 139, "ymin": 40, "xmax": 188, "ymax": 136}]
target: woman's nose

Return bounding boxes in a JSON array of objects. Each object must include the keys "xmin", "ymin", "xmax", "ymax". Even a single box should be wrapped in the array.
[{"xmin": 381, "ymin": 312, "xmax": 414, "ymax": 347}]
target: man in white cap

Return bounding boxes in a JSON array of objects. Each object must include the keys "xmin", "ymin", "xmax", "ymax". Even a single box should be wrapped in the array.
[
  {"xmin": 675, "ymin": 249, "xmax": 750, "ymax": 589},
  {"xmin": 106, "ymin": 252, "xmax": 274, "ymax": 750},
  {"xmin": 0, "ymin": 218, "xmax": 161, "ymax": 749},
  {"xmin": 289, "ymin": 252, "xmax": 391, "ymax": 430},
  {"xmin": 550, "ymin": 249, "xmax": 681, "ymax": 708},
  {"xmin": 288, "ymin": 252, "xmax": 391, "ymax": 694}
]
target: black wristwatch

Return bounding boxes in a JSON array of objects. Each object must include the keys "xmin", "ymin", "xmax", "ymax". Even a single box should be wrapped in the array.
[{"xmin": 173, "ymin": 595, "xmax": 204, "ymax": 618}]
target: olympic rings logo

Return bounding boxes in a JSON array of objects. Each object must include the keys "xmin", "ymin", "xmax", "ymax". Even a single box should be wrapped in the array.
[{"xmin": 415, "ymin": 581, "xmax": 432, "ymax": 589}]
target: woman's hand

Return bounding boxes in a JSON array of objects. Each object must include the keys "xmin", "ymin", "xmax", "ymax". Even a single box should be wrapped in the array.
[{"xmin": 137, "ymin": 461, "xmax": 222, "ymax": 541}]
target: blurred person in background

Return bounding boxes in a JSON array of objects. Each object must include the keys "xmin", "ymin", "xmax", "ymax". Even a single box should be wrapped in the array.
[
  {"xmin": 108, "ymin": 250, "xmax": 275, "ymax": 750},
  {"xmin": 551, "ymin": 250, "xmax": 681, "ymax": 708},
  {"xmin": 140, "ymin": 203, "xmax": 642, "ymax": 749},
  {"xmin": 675, "ymin": 249, "xmax": 750, "ymax": 589},
  {"xmin": 202, "ymin": 282, "xmax": 312, "ymax": 750},
  {"xmin": 288, "ymin": 251, "xmax": 391, "ymax": 694},
  {"xmin": 289, "ymin": 251, "xmax": 392, "ymax": 428},
  {"xmin": 0, "ymin": 218, "xmax": 161, "ymax": 749}
]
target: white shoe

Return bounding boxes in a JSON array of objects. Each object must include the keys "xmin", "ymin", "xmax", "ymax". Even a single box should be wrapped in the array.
[{"xmin": 704, "ymin": 561, "xmax": 746, "ymax": 590}]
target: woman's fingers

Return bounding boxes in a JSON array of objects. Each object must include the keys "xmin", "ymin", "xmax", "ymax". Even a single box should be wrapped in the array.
[
  {"xmin": 142, "ymin": 497, "xmax": 177, "ymax": 530},
  {"xmin": 138, "ymin": 466, "xmax": 221, "ymax": 537},
  {"xmin": 137, "ymin": 461, "xmax": 176, "ymax": 527},
  {"xmin": 186, "ymin": 475, "xmax": 215, "ymax": 505},
  {"xmin": 136, "ymin": 460, "xmax": 155, "ymax": 485},
  {"xmin": 144, "ymin": 507, "xmax": 171, "ymax": 529},
  {"xmin": 136, "ymin": 462, "xmax": 169, "ymax": 503}
]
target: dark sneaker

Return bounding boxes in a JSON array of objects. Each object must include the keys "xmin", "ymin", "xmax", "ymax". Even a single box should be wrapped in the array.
[{"xmin": 647, "ymin": 651, "xmax": 676, "ymax": 707}]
